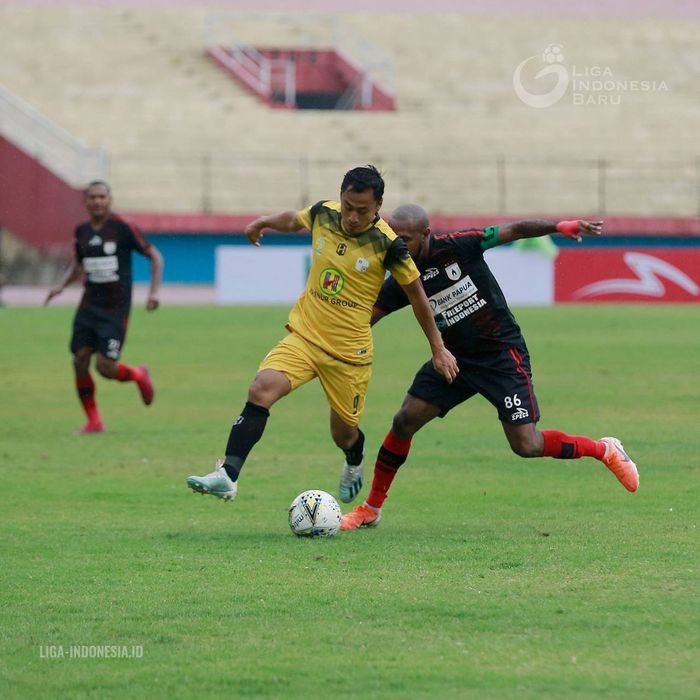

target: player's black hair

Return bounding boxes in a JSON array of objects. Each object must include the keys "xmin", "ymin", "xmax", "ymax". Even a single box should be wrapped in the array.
[
  {"xmin": 341, "ymin": 164, "xmax": 385, "ymax": 201},
  {"xmin": 84, "ymin": 180, "xmax": 111, "ymax": 193}
]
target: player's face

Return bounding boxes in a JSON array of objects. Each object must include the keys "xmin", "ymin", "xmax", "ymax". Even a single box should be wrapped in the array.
[
  {"xmin": 84, "ymin": 185, "xmax": 112, "ymax": 220},
  {"xmin": 340, "ymin": 188, "xmax": 381, "ymax": 235},
  {"xmin": 390, "ymin": 221, "xmax": 429, "ymax": 262}
]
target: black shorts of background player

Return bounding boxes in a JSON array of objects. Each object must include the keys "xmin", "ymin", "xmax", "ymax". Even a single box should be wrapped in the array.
[
  {"xmin": 45, "ymin": 181, "xmax": 163, "ymax": 433},
  {"xmin": 341, "ymin": 204, "xmax": 639, "ymax": 530}
]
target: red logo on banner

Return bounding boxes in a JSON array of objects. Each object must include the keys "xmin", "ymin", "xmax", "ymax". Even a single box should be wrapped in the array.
[{"xmin": 555, "ymin": 249, "xmax": 700, "ymax": 302}]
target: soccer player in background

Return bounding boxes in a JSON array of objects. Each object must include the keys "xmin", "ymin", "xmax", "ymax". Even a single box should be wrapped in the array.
[
  {"xmin": 341, "ymin": 204, "xmax": 639, "ymax": 530},
  {"xmin": 45, "ymin": 181, "xmax": 163, "ymax": 433},
  {"xmin": 186, "ymin": 166, "xmax": 458, "ymax": 504}
]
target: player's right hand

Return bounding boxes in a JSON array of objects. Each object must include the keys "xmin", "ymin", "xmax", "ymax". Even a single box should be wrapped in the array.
[
  {"xmin": 432, "ymin": 346, "xmax": 459, "ymax": 384},
  {"xmin": 244, "ymin": 222, "xmax": 265, "ymax": 247},
  {"xmin": 44, "ymin": 287, "xmax": 62, "ymax": 306}
]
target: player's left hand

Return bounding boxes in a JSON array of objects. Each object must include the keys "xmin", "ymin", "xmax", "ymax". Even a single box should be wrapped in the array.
[
  {"xmin": 432, "ymin": 346, "xmax": 459, "ymax": 384},
  {"xmin": 146, "ymin": 296, "xmax": 159, "ymax": 311},
  {"xmin": 578, "ymin": 219, "xmax": 603, "ymax": 242},
  {"xmin": 566, "ymin": 220, "xmax": 603, "ymax": 243}
]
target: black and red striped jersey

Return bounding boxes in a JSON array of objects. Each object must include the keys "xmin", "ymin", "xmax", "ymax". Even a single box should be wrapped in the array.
[
  {"xmin": 74, "ymin": 214, "xmax": 152, "ymax": 315},
  {"xmin": 375, "ymin": 229, "xmax": 525, "ymax": 354}
]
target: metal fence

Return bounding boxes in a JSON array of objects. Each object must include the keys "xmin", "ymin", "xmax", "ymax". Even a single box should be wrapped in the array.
[{"xmin": 109, "ymin": 152, "xmax": 700, "ymax": 217}]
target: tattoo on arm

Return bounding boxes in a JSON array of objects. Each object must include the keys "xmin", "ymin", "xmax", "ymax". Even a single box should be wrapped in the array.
[{"xmin": 509, "ymin": 220, "xmax": 558, "ymax": 239}]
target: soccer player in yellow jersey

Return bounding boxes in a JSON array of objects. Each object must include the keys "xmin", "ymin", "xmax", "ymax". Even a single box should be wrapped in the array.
[{"xmin": 187, "ymin": 165, "xmax": 458, "ymax": 504}]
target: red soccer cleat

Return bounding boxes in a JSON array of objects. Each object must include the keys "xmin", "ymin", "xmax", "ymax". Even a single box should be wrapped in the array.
[
  {"xmin": 136, "ymin": 366, "xmax": 154, "ymax": 406},
  {"xmin": 80, "ymin": 421, "xmax": 105, "ymax": 434}
]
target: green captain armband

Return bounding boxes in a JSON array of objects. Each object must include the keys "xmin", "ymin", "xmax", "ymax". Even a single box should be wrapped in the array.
[{"xmin": 480, "ymin": 225, "xmax": 500, "ymax": 250}]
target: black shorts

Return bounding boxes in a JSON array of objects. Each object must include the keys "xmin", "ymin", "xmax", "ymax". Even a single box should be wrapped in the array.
[
  {"xmin": 70, "ymin": 306, "xmax": 129, "ymax": 360},
  {"xmin": 408, "ymin": 345, "xmax": 540, "ymax": 425}
]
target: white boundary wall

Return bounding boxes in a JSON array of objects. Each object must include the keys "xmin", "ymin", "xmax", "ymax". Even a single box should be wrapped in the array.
[
  {"xmin": 215, "ymin": 245, "xmax": 554, "ymax": 306},
  {"xmin": 216, "ymin": 246, "xmax": 310, "ymax": 304}
]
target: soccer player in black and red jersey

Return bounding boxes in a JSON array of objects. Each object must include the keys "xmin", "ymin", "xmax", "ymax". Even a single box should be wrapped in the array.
[
  {"xmin": 45, "ymin": 181, "xmax": 163, "ymax": 433},
  {"xmin": 341, "ymin": 204, "xmax": 639, "ymax": 530}
]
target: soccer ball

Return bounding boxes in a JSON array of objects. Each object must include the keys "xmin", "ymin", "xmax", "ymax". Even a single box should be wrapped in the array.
[{"xmin": 288, "ymin": 489, "xmax": 342, "ymax": 537}]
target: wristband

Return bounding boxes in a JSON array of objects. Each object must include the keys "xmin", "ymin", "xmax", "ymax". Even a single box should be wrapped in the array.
[
  {"xmin": 556, "ymin": 220, "xmax": 580, "ymax": 236},
  {"xmin": 480, "ymin": 225, "xmax": 500, "ymax": 250}
]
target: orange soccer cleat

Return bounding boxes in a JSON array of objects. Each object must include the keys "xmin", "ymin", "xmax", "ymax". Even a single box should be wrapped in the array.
[
  {"xmin": 340, "ymin": 503, "xmax": 381, "ymax": 531},
  {"xmin": 601, "ymin": 437, "xmax": 639, "ymax": 492}
]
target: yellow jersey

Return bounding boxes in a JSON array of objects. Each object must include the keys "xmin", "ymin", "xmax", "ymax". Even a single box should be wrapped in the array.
[{"xmin": 288, "ymin": 200, "xmax": 420, "ymax": 365}]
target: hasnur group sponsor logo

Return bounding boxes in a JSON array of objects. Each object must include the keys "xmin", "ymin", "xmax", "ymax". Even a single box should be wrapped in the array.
[{"xmin": 319, "ymin": 268, "xmax": 345, "ymax": 296}]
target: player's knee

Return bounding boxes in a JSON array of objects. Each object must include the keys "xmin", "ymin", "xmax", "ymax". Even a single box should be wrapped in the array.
[
  {"xmin": 248, "ymin": 380, "xmax": 275, "ymax": 406},
  {"xmin": 247, "ymin": 373, "xmax": 287, "ymax": 407},
  {"xmin": 331, "ymin": 428, "xmax": 356, "ymax": 450},
  {"xmin": 94, "ymin": 357, "xmax": 113, "ymax": 377},
  {"xmin": 509, "ymin": 435, "xmax": 540, "ymax": 458},
  {"xmin": 73, "ymin": 357, "xmax": 89, "ymax": 374},
  {"xmin": 72, "ymin": 348, "xmax": 91, "ymax": 373},
  {"xmin": 391, "ymin": 410, "xmax": 416, "ymax": 440}
]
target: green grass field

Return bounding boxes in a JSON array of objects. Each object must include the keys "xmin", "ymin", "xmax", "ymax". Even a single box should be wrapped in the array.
[{"xmin": 0, "ymin": 304, "xmax": 698, "ymax": 699}]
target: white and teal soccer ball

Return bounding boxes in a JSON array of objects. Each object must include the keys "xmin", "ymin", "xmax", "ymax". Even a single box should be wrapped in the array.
[{"xmin": 288, "ymin": 489, "xmax": 342, "ymax": 537}]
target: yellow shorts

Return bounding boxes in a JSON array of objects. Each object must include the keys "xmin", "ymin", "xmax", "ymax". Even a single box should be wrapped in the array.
[{"xmin": 258, "ymin": 333, "xmax": 371, "ymax": 427}]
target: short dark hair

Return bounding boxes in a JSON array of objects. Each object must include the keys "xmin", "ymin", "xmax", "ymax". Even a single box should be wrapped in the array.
[
  {"xmin": 84, "ymin": 180, "xmax": 111, "ymax": 194},
  {"xmin": 341, "ymin": 165, "xmax": 384, "ymax": 201}
]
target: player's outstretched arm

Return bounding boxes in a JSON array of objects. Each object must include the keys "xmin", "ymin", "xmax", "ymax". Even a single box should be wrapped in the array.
[
  {"xmin": 244, "ymin": 210, "xmax": 304, "ymax": 247},
  {"xmin": 44, "ymin": 258, "xmax": 83, "ymax": 306},
  {"xmin": 401, "ymin": 279, "xmax": 458, "ymax": 384},
  {"xmin": 494, "ymin": 219, "xmax": 604, "ymax": 246},
  {"xmin": 145, "ymin": 245, "xmax": 164, "ymax": 311}
]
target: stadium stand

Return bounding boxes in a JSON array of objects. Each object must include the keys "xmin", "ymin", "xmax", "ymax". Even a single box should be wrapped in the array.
[{"xmin": 0, "ymin": 1, "xmax": 698, "ymax": 223}]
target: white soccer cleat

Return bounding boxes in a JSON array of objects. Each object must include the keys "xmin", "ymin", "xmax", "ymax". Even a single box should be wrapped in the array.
[
  {"xmin": 339, "ymin": 458, "xmax": 363, "ymax": 503},
  {"xmin": 186, "ymin": 461, "xmax": 238, "ymax": 501}
]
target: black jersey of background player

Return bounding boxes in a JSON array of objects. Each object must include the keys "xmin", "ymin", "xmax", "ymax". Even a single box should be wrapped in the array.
[
  {"xmin": 74, "ymin": 215, "xmax": 152, "ymax": 315},
  {"xmin": 375, "ymin": 229, "xmax": 525, "ymax": 354}
]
